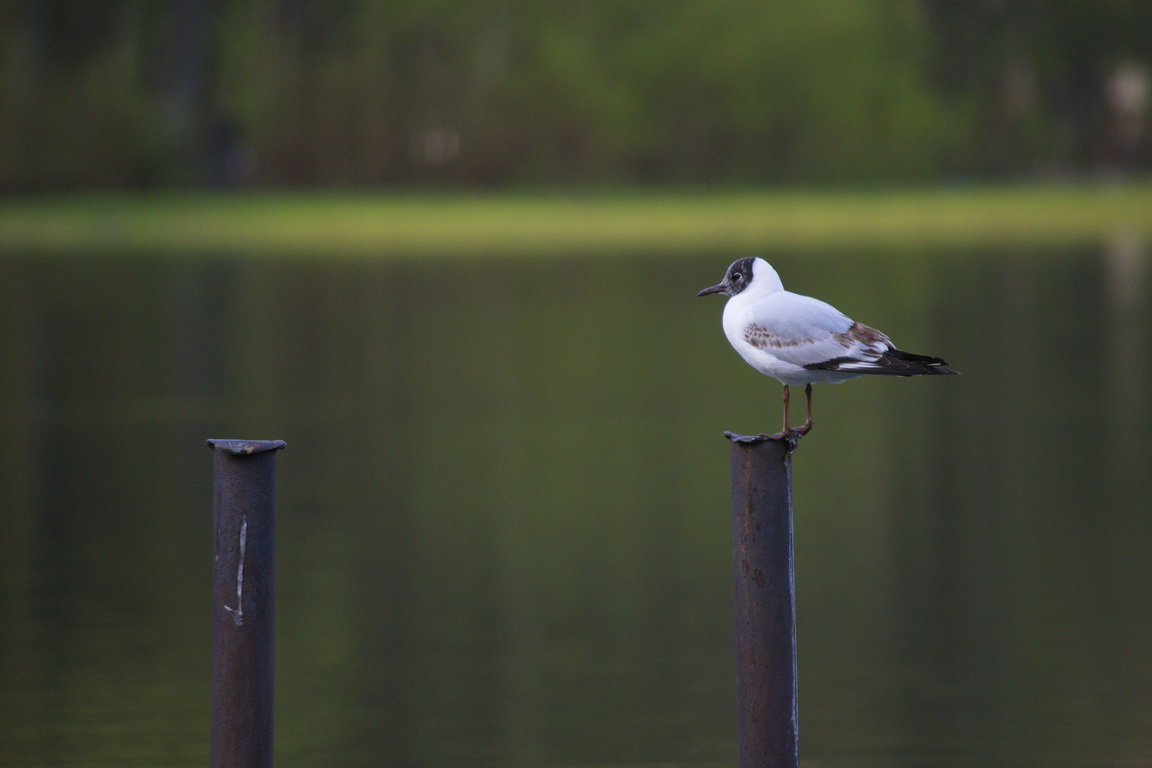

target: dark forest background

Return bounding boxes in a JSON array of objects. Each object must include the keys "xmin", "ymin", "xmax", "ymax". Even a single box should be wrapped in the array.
[{"xmin": 2, "ymin": 0, "xmax": 1150, "ymax": 191}]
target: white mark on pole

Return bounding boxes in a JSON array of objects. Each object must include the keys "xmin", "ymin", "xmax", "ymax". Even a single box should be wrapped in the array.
[{"xmin": 223, "ymin": 517, "xmax": 247, "ymax": 626}]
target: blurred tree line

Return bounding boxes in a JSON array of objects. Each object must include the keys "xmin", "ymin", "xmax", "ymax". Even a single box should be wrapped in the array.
[{"xmin": 1, "ymin": 0, "xmax": 1150, "ymax": 190}]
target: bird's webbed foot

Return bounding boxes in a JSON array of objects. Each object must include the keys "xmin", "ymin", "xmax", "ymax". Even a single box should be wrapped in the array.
[{"xmin": 724, "ymin": 429, "xmax": 805, "ymax": 454}]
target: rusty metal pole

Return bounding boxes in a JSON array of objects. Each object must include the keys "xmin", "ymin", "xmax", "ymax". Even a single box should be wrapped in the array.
[
  {"xmin": 208, "ymin": 438, "xmax": 285, "ymax": 768},
  {"xmin": 727, "ymin": 432, "xmax": 799, "ymax": 768}
]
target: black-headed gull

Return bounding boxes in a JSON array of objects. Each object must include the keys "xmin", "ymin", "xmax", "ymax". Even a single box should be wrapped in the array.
[{"xmin": 698, "ymin": 257, "xmax": 957, "ymax": 438}]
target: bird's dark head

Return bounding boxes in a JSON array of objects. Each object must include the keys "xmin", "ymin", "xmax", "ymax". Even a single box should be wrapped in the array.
[{"xmin": 697, "ymin": 257, "xmax": 758, "ymax": 298}]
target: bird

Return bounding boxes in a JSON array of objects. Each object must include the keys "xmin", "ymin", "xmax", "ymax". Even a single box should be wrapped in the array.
[{"xmin": 697, "ymin": 257, "xmax": 957, "ymax": 439}]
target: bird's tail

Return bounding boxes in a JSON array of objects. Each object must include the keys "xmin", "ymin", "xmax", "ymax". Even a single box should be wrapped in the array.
[{"xmin": 880, "ymin": 349, "xmax": 958, "ymax": 375}]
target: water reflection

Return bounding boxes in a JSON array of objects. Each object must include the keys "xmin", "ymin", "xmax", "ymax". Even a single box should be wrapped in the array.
[{"xmin": 0, "ymin": 246, "xmax": 1150, "ymax": 767}]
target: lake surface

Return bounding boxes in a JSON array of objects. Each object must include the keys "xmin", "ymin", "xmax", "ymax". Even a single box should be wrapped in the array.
[{"xmin": 1, "ymin": 239, "xmax": 1150, "ymax": 767}]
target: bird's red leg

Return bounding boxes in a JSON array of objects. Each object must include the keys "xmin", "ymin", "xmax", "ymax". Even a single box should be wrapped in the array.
[
  {"xmin": 781, "ymin": 384, "xmax": 791, "ymax": 433},
  {"xmin": 792, "ymin": 383, "xmax": 814, "ymax": 435},
  {"xmin": 740, "ymin": 383, "xmax": 804, "ymax": 447}
]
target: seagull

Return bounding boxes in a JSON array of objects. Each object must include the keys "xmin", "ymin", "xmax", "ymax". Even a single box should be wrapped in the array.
[{"xmin": 698, "ymin": 257, "xmax": 957, "ymax": 439}]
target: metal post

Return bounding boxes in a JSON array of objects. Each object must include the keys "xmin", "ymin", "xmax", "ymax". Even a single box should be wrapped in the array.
[
  {"xmin": 728, "ymin": 433, "xmax": 799, "ymax": 768},
  {"xmin": 208, "ymin": 439, "xmax": 285, "ymax": 768}
]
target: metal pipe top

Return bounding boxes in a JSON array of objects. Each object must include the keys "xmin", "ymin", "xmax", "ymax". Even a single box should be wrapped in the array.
[{"xmin": 206, "ymin": 439, "xmax": 287, "ymax": 455}]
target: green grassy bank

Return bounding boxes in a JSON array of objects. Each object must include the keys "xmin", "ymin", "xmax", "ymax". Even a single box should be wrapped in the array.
[{"xmin": 1, "ymin": 182, "xmax": 1149, "ymax": 256}]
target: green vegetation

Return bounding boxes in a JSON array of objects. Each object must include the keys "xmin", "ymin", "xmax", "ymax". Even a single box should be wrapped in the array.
[
  {"xmin": 3, "ymin": 2, "xmax": 1150, "ymax": 190},
  {"xmin": 1, "ymin": 182, "xmax": 1149, "ymax": 256}
]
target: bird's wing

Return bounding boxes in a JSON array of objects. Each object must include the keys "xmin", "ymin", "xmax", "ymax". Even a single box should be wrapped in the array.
[
  {"xmin": 806, "ymin": 342, "xmax": 958, "ymax": 375},
  {"xmin": 742, "ymin": 292, "xmax": 887, "ymax": 369}
]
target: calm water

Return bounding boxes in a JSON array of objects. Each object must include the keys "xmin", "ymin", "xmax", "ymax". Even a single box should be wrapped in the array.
[{"xmin": 1, "ymin": 240, "xmax": 1151, "ymax": 767}]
